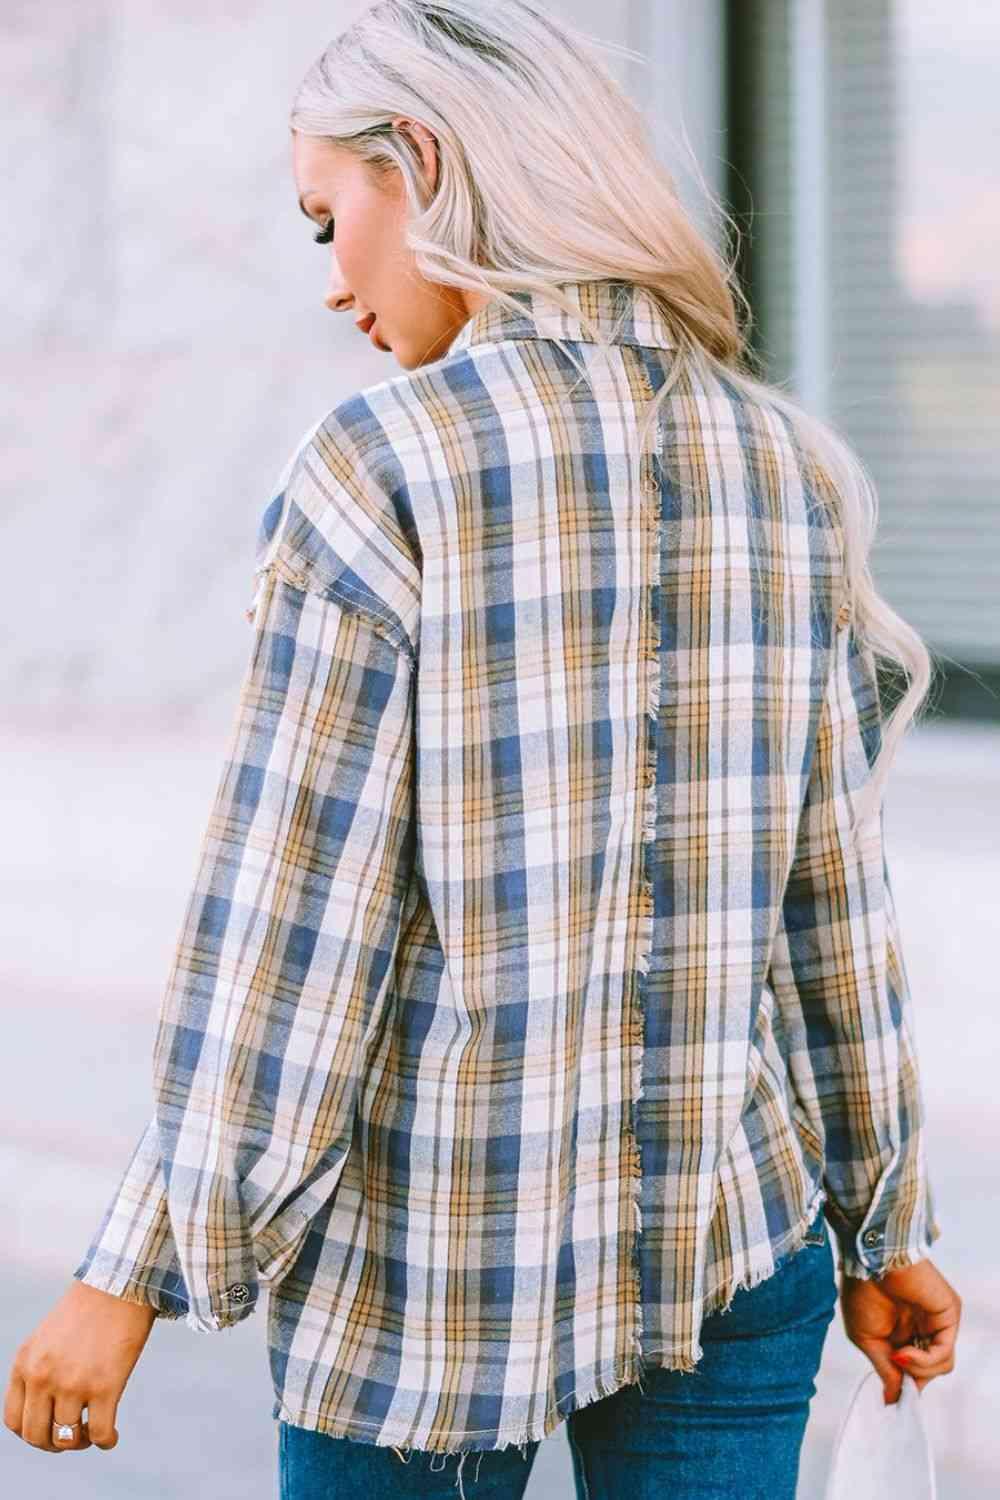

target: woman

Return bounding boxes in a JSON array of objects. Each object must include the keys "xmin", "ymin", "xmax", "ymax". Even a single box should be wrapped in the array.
[{"xmin": 4, "ymin": 2, "xmax": 960, "ymax": 1497}]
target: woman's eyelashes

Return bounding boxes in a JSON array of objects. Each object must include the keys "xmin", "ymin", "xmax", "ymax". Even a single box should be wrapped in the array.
[{"xmin": 313, "ymin": 217, "xmax": 335, "ymax": 244}]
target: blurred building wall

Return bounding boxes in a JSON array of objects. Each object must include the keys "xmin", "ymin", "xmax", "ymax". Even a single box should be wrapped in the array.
[
  {"xmin": 4, "ymin": 2, "xmax": 394, "ymax": 734},
  {"xmin": 1, "ymin": 1, "xmax": 729, "ymax": 736}
]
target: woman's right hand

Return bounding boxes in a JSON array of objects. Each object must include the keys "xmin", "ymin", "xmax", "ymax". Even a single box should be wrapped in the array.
[
  {"xmin": 4, "ymin": 1280, "xmax": 158, "ymax": 1454},
  {"xmin": 839, "ymin": 1257, "xmax": 961, "ymax": 1404}
]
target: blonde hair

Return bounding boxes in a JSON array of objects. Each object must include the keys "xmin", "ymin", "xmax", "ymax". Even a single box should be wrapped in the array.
[{"xmin": 290, "ymin": 0, "xmax": 935, "ymax": 841}]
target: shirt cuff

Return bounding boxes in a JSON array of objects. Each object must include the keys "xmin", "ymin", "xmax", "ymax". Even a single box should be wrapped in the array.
[
  {"xmin": 182, "ymin": 1276, "xmax": 260, "ymax": 1332},
  {"xmin": 72, "ymin": 1260, "xmax": 188, "ymax": 1320},
  {"xmin": 833, "ymin": 1214, "xmax": 943, "ymax": 1280},
  {"xmin": 72, "ymin": 1252, "xmax": 259, "ymax": 1330}
]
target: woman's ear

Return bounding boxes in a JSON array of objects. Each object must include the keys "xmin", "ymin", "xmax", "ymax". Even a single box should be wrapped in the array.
[{"xmin": 391, "ymin": 116, "xmax": 439, "ymax": 193}]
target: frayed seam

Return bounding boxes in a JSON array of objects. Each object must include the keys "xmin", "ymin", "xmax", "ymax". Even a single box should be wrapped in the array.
[
  {"xmin": 246, "ymin": 556, "xmax": 416, "ymax": 663},
  {"xmin": 626, "ymin": 387, "xmax": 664, "ymax": 1382}
]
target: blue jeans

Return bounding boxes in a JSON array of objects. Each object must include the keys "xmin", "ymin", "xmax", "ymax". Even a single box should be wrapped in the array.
[{"xmin": 278, "ymin": 1204, "xmax": 838, "ymax": 1499}]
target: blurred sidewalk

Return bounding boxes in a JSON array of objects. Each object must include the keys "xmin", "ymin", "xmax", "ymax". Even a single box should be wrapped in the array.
[{"xmin": 1, "ymin": 715, "xmax": 996, "ymax": 1496}]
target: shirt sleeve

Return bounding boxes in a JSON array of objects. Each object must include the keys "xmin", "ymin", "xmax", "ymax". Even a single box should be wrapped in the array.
[
  {"xmin": 73, "ymin": 518, "xmax": 417, "ymax": 1330},
  {"xmin": 71, "ymin": 1115, "xmax": 190, "ymax": 1320},
  {"xmin": 766, "ymin": 609, "xmax": 942, "ymax": 1280}
]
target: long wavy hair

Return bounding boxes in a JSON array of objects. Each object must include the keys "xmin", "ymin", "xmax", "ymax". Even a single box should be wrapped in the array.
[{"xmin": 289, "ymin": 0, "xmax": 935, "ymax": 840}]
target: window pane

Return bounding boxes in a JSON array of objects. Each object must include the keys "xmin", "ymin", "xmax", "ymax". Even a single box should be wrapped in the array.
[
  {"xmin": 736, "ymin": 0, "xmax": 1000, "ymax": 681},
  {"xmin": 829, "ymin": 0, "xmax": 1000, "ymax": 668}
]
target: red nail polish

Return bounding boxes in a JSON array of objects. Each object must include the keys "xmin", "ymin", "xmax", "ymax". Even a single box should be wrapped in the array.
[{"xmin": 891, "ymin": 1351, "xmax": 911, "ymax": 1363}]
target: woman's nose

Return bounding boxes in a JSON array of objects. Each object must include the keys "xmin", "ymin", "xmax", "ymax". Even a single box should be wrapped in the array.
[
  {"xmin": 324, "ymin": 281, "xmax": 354, "ymax": 313},
  {"xmin": 323, "ymin": 252, "xmax": 355, "ymax": 313}
]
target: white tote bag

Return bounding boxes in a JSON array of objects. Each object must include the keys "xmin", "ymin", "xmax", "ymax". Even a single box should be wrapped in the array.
[{"xmin": 823, "ymin": 1368, "xmax": 937, "ymax": 1500}]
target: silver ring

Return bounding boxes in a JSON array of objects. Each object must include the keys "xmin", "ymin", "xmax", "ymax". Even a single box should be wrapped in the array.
[{"xmin": 53, "ymin": 1421, "xmax": 81, "ymax": 1441}]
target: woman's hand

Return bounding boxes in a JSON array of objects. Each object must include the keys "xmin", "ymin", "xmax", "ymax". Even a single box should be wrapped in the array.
[
  {"xmin": 839, "ymin": 1257, "xmax": 961, "ymax": 1404},
  {"xmin": 4, "ymin": 1280, "xmax": 158, "ymax": 1453}
]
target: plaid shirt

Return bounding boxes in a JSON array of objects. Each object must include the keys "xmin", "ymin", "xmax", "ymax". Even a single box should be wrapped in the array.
[{"xmin": 73, "ymin": 278, "xmax": 941, "ymax": 1457}]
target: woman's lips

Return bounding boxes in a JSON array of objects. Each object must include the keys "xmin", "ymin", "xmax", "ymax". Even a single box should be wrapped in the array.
[{"xmin": 369, "ymin": 322, "xmax": 389, "ymax": 351}]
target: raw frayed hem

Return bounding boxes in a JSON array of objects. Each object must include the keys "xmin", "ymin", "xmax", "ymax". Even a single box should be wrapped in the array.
[
  {"xmin": 272, "ymin": 1342, "xmax": 699, "ymax": 1495},
  {"xmin": 183, "ymin": 1306, "xmax": 257, "ymax": 1332},
  {"xmin": 698, "ymin": 1180, "xmax": 830, "ymax": 1324},
  {"xmin": 273, "ymin": 1185, "xmax": 830, "ymax": 1492}
]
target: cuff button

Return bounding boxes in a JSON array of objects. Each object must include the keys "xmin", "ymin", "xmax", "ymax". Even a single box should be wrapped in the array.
[
  {"xmin": 223, "ymin": 1283, "xmax": 251, "ymax": 1304},
  {"xmin": 862, "ymin": 1229, "xmax": 884, "ymax": 1248}
]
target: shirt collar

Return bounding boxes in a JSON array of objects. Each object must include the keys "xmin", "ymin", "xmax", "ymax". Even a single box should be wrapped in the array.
[{"xmin": 448, "ymin": 278, "xmax": 674, "ymax": 356}]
